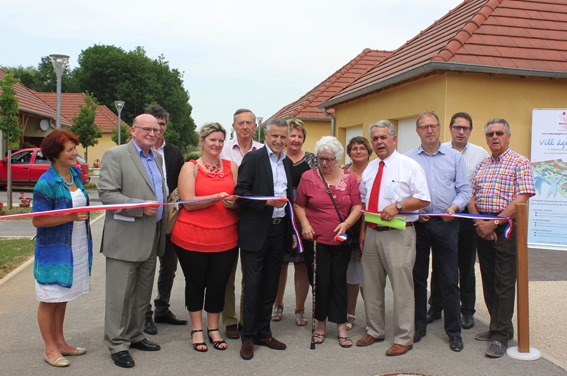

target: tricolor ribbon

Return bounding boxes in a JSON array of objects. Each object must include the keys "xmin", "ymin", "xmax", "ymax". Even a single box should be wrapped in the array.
[
  {"xmin": 362, "ymin": 209, "xmax": 513, "ymax": 239},
  {"xmin": 0, "ymin": 195, "xmax": 305, "ymax": 253}
]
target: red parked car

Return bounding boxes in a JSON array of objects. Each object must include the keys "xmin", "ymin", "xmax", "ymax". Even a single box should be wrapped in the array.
[{"xmin": 0, "ymin": 148, "xmax": 90, "ymax": 188}]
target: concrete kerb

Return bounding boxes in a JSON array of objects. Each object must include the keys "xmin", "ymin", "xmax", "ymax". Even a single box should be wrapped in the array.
[{"xmin": 0, "ymin": 214, "xmax": 106, "ymax": 288}]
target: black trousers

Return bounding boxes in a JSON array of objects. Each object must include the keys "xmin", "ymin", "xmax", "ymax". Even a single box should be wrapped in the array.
[
  {"xmin": 175, "ymin": 245, "xmax": 238, "ymax": 313},
  {"xmin": 429, "ymin": 212, "xmax": 477, "ymax": 316},
  {"xmin": 414, "ymin": 219, "xmax": 461, "ymax": 337},
  {"xmin": 303, "ymin": 241, "xmax": 351, "ymax": 324},
  {"xmin": 476, "ymin": 221, "xmax": 516, "ymax": 345},
  {"xmin": 240, "ymin": 221, "xmax": 286, "ymax": 342}
]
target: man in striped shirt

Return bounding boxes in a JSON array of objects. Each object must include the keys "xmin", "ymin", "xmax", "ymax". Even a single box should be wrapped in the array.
[{"xmin": 468, "ymin": 118, "xmax": 535, "ymax": 358}]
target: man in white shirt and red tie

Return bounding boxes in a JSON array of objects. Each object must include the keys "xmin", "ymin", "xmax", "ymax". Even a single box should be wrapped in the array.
[{"xmin": 356, "ymin": 120, "xmax": 430, "ymax": 356}]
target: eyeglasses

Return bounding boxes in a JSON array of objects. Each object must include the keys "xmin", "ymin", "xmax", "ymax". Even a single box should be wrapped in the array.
[
  {"xmin": 317, "ymin": 156, "xmax": 336, "ymax": 163},
  {"xmin": 134, "ymin": 126, "xmax": 162, "ymax": 134},
  {"xmin": 417, "ymin": 124, "xmax": 439, "ymax": 130},
  {"xmin": 451, "ymin": 126, "xmax": 471, "ymax": 132},
  {"xmin": 485, "ymin": 131, "xmax": 506, "ymax": 137}
]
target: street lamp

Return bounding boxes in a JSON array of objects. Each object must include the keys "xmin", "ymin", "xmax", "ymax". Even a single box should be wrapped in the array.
[
  {"xmin": 114, "ymin": 101, "xmax": 125, "ymax": 145},
  {"xmin": 49, "ymin": 54, "xmax": 70, "ymax": 129},
  {"xmin": 257, "ymin": 116, "xmax": 263, "ymax": 142}
]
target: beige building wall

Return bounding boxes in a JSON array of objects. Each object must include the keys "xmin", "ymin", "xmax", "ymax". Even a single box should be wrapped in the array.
[
  {"xmin": 76, "ymin": 134, "xmax": 115, "ymax": 165},
  {"xmin": 333, "ymin": 72, "xmax": 567, "ymax": 160},
  {"xmin": 300, "ymin": 120, "xmax": 332, "ymax": 154}
]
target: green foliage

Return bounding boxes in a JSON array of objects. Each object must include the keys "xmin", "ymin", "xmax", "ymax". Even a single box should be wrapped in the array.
[
  {"xmin": 3, "ymin": 56, "xmax": 78, "ymax": 92},
  {"xmin": 3, "ymin": 45, "xmax": 199, "ymax": 151},
  {"xmin": 70, "ymin": 94, "xmax": 102, "ymax": 162},
  {"xmin": 73, "ymin": 45, "xmax": 198, "ymax": 151},
  {"xmin": 111, "ymin": 124, "xmax": 131, "ymax": 145},
  {"xmin": 186, "ymin": 151, "xmax": 202, "ymax": 161},
  {"xmin": 0, "ymin": 73, "xmax": 21, "ymax": 148}
]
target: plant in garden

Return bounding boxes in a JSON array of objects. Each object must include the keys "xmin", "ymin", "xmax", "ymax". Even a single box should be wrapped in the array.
[{"xmin": 19, "ymin": 192, "xmax": 32, "ymax": 205}]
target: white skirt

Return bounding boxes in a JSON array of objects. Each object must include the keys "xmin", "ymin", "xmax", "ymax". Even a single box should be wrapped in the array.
[{"xmin": 36, "ymin": 189, "xmax": 91, "ymax": 302}]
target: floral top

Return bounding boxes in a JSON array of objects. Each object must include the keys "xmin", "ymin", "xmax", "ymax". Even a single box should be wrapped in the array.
[
  {"xmin": 295, "ymin": 168, "xmax": 361, "ymax": 245},
  {"xmin": 32, "ymin": 165, "xmax": 93, "ymax": 287}
]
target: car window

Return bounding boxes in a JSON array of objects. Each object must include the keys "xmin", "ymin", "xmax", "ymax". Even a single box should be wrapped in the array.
[
  {"xmin": 11, "ymin": 151, "xmax": 33, "ymax": 164},
  {"xmin": 36, "ymin": 151, "xmax": 51, "ymax": 164}
]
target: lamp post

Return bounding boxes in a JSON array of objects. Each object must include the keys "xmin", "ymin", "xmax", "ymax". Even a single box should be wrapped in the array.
[
  {"xmin": 257, "ymin": 116, "xmax": 263, "ymax": 142},
  {"xmin": 49, "ymin": 54, "xmax": 70, "ymax": 129},
  {"xmin": 114, "ymin": 101, "xmax": 125, "ymax": 145}
]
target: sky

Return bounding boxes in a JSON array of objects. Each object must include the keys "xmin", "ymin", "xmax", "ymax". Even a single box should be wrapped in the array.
[{"xmin": 1, "ymin": 0, "xmax": 462, "ymax": 132}]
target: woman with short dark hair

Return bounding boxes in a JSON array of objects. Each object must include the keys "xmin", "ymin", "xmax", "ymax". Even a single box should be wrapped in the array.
[{"xmin": 32, "ymin": 129, "xmax": 92, "ymax": 367}]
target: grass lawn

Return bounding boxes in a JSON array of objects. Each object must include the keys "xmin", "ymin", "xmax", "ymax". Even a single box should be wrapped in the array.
[
  {"xmin": 0, "ymin": 211, "xmax": 103, "ymax": 279},
  {"xmin": 0, "ymin": 206, "xmax": 33, "ymax": 220},
  {"xmin": 0, "ymin": 238, "xmax": 35, "ymax": 279}
]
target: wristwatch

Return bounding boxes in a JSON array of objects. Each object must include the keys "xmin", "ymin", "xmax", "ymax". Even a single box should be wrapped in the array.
[{"xmin": 395, "ymin": 201, "xmax": 403, "ymax": 212}]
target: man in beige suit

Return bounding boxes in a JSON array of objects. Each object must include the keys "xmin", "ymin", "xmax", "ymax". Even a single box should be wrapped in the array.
[{"xmin": 98, "ymin": 114, "xmax": 167, "ymax": 368}]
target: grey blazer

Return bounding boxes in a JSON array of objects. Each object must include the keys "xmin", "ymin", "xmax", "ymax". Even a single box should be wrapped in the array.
[{"xmin": 98, "ymin": 140, "xmax": 167, "ymax": 261}]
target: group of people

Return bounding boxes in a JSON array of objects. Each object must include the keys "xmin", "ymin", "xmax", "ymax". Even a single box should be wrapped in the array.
[{"xmin": 31, "ymin": 106, "xmax": 534, "ymax": 368}]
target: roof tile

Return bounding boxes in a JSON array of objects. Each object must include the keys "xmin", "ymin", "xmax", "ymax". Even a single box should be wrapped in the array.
[
  {"xmin": 268, "ymin": 48, "xmax": 391, "ymax": 121},
  {"xmin": 328, "ymin": 0, "xmax": 567, "ymax": 106}
]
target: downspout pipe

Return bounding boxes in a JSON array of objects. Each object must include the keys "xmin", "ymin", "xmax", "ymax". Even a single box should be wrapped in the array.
[{"xmin": 322, "ymin": 106, "xmax": 335, "ymax": 136}]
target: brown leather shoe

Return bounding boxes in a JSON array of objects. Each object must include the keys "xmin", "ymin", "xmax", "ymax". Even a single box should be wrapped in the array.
[
  {"xmin": 255, "ymin": 336, "xmax": 287, "ymax": 350},
  {"xmin": 226, "ymin": 324, "xmax": 240, "ymax": 340},
  {"xmin": 355, "ymin": 334, "xmax": 385, "ymax": 347},
  {"xmin": 240, "ymin": 340, "xmax": 254, "ymax": 360},
  {"xmin": 386, "ymin": 343, "xmax": 413, "ymax": 356}
]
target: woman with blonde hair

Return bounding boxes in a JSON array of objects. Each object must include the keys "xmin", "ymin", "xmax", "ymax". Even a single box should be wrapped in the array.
[{"xmin": 171, "ymin": 122, "xmax": 239, "ymax": 352}]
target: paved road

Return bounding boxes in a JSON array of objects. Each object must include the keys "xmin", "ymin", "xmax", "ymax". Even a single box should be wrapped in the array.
[{"xmin": 0, "ymin": 212, "xmax": 566, "ymax": 375}]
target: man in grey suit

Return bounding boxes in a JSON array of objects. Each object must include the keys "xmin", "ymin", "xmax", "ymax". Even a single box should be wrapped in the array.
[{"xmin": 98, "ymin": 114, "xmax": 167, "ymax": 368}]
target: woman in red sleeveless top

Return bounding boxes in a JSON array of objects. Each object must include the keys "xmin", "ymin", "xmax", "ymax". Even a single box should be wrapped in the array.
[{"xmin": 171, "ymin": 122, "xmax": 239, "ymax": 352}]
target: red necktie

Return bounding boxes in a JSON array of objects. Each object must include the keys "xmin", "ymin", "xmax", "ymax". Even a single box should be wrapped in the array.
[{"xmin": 367, "ymin": 161, "xmax": 384, "ymax": 229}]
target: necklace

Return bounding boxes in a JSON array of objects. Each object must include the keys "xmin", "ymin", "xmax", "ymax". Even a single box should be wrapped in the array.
[
  {"xmin": 57, "ymin": 169, "xmax": 75, "ymax": 186},
  {"xmin": 202, "ymin": 158, "xmax": 221, "ymax": 173}
]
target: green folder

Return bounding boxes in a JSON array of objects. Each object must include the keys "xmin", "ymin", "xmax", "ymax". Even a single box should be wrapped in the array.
[{"xmin": 363, "ymin": 212, "xmax": 407, "ymax": 230}]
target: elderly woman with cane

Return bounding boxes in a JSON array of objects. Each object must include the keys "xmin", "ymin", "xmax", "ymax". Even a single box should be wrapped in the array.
[{"xmin": 294, "ymin": 136, "xmax": 362, "ymax": 348}]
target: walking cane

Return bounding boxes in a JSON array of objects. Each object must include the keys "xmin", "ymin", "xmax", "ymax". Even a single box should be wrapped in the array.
[{"xmin": 310, "ymin": 234, "xmax": 321, "ymax": 350}]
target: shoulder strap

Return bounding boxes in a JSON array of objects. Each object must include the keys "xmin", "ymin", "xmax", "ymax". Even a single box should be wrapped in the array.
[{"xmin": 318, "ymin": 167, "xmax": 344, "ymax": 222}]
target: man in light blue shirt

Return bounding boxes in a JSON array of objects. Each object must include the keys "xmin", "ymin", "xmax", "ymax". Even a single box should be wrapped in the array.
[
  {"xmin": 406, "ymin": 111, "xmax": 471, "ymax": 353},
  {"xmin": 429, "ymin": 112, "xmax": 489, "ymax": 330}
]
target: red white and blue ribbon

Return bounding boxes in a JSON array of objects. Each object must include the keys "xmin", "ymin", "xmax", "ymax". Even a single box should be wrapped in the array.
[{"xmin": 0, "ymin": 195, "xmax": 305, "ymax": 253}]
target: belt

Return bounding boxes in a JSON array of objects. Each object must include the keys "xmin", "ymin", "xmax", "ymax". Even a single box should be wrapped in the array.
[
  {"xmin": 272, "ymin": 217, "xmax": 285, "ymax": 225},
  {"xmin": 369, "ymin": 222, "xmax": 414, "ymax": 232}
]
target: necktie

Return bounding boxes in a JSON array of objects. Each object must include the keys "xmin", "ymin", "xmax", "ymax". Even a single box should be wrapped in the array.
[{"xmin": 367, "ymin": 161, "xmax": 384, "ymax": 229}]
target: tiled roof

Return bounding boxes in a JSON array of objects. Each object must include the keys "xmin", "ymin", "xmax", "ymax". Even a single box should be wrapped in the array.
[
  {"xmin": 269, "ymin": 48, "xmax": 391, "ymax": 121},
  {"xmin": 0, "ymin": 68, "xmax": 63, "ymax": 124},
  {"xmin": 34, "ymin": 92, "xmax": 122, "ymax": 133},
  {"xmin": 325, "ymin": 0, "xmax": 567, "ymax": 107}
]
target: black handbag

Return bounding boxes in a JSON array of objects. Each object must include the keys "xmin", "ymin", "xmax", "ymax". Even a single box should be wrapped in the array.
[{"xmin": 318, "ymin": 168, "xmax": 358, "ymax": 249}]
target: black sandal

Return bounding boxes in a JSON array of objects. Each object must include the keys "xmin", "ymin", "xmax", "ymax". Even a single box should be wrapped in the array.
[
  {"xmin": 207, "ymin": 328, "xmax": 227, "ymax": 351},
  {"xmin": 191, "ymin": 329, "xmax": 208, "ymax": 352}
]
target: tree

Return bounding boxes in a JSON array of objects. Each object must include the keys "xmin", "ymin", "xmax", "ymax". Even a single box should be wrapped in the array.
[
  {"xmin": 2, "ymin": 56, "xmax": 78, "ymax": 93},
  {"xmin": 70, "ymin": 94, "xmax": 102, "ymax": 162},
  {"xmin": 111, "ymin": 124, "xmax": 131, "ymax": 145},
  {"xmin": 0, "ymin": 73, "xmax": 21, "ymax": 147},
  {"xmin": 0, "ymin": 73, "xmax": 21, "ymax": 209},
  {"xmin": 73, "ymin": 45, "xmax": 198, "ymax": 151}
]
